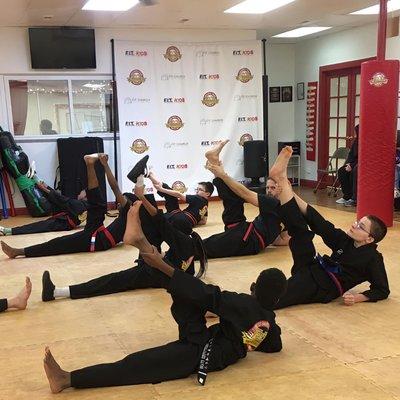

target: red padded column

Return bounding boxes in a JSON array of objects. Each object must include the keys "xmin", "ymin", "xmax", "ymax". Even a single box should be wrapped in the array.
[{"xmin": 357, "ymin": 60, "xmax": 399, "ymax": 227}]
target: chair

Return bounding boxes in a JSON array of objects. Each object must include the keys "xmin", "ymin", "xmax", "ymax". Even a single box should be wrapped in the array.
[{"xmin": 314, "ymin": 147, "xmax": 350, "ymax": 196}]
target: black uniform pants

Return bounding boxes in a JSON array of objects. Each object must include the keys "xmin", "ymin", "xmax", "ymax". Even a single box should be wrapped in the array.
[
  {"xmin": 69, "ymin": 213, "xmax": 197, "ymax": 299},
  {"xmin": 274, "ymin": 198, "xmax": 339, "ymax": 310},
  {"xmin": 71, "ymin": 284, "xmax": 209, "ymax": 388},
  {"xmin": 11, "ymin": 217, "xmax": 72, "ymax": 235},
  {"xmin": 203, "ymin": 178, "xmax": 259, "ymax": 258},
  {"xmin": 0, "ymin": 298, "xmax": 7, "ymax": 313},
  {"xmin": 337, "ymin": 165, "xmax": 358, "ymax": 201}
]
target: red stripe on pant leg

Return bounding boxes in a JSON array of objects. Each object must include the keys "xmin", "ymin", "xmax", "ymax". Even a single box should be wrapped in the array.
[{"xmin": 358, "ymin": 60, "xmax": 399, "ymax": 227}]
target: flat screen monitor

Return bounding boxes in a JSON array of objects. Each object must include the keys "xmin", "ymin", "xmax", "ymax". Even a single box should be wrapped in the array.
[{"xmin": 29, "ymin": 27, "xmax": 96, "ymax": 69}]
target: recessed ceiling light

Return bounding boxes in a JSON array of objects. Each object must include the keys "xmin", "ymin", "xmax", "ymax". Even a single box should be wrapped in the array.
[
  {"xmin": 82, "ymin": 0, "xmax": 139, "ymax": 11},
  {"xmin": 224, "ymin": 0, "xmax": 295, "ymax": 14},
  {"xmin": 350, "ymin": 0, "xmax": 400, "ymax": 15},
  {"xmin": 83, "ymin": 83, "xmax": 105, "ymax": 89},
  {"xmin": 273, "ymin": 26, "xmax": 331, "ymax": 38}
]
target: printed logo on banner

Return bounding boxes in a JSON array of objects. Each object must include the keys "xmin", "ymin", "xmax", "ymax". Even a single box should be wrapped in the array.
[
  {"xmin": 164, "ymin": 46, "xmax": 182, "ymax": 62},
  {"xmin": 127, "ymin": 69, "xmax": 146, "ymax": 85},
  {"xmin": 202, "ymin": 92, "xmax": 219, "ymax": 107},
  {"xmin": 236, "ymin": 68, "xmax": 253, "ymax": 83},
  {"xmin": 237, "ymin": 116, "xmax": 258, "ymax": 122},
  {"xmin": 166, "ymin": 115, "xmax": 184, "ymax": 130},
  {"xmin": 200, "ymin": 118, "xmax": 223, "ymax": 125},
  {"xmin": 196, "ymin": 50, "xmax": 220, "ymax": 57},
  {"xmin": 145, "ymin": 187, "xmax": 154, "ymax": 194},
  {"xmin": 125, "ymin": 121, "xmax": 148, "ymax": 127},
  {"xmin": 164, "ymin": 97, "xmax": 185, "ymax": 103},
  {"xmin": 172, "ymin": 181, "xmax": 187, "ymax": 193},
  {"xmin": 164, "ymin": 142, "xmax": 189, "ymax": 148},
  {"xmin": 125, "ymin": 50, "xmax": 148, "ymax": 56},
  {"xmin": 124, "ymin": 97, "xmax": 150, "ymax": 104},
  {"xmin": 199, "ymin": 74, "xmax": 220, "ymax": 80},
  {"xmin": 233, "ymin": 49, "xmax": 254, "ymax": 56},
  {"xmin": 130, "ymin": 139, "xmax": 149, "ymax": 154},
  {"xmin": 161, "ymin": 74, "xmax": 185, "ymax": 81},
  {"xmin": 200, "ymin": 140, "xmax": 223, "ymax": 147},
  {"xmin": 238, "ymin": 133, "xmax": 254, "ymax": 146},
  {"xmin": 167, "ymin": 164, "xmax": 188, "ymax": 170},
  {"xmin": 234, "ymin": 94, "xmax": 258, "ymax": 101}
]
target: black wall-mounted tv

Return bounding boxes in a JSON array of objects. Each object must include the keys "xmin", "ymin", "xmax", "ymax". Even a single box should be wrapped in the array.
[{"xmin": 29, "ymin": 27, "xmax": 96, "ymax": 69}]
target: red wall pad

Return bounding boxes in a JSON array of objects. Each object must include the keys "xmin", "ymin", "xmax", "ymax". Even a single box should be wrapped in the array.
[{"xmin": 358, "ymin": 60, "xmax": 399, "ymax": 227}]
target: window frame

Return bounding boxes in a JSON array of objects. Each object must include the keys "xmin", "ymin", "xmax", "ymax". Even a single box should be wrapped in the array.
[{"xmin": 3, "ymin": 74, "xmax": 113, "ymax": 139}]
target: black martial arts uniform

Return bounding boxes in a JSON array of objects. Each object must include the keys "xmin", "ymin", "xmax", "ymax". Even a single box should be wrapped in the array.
[
  {"xmin": 0, "ymin": 298, "xmax": 7, "ymax": 313},
  {"xmin": 274, "ymin": 198, "xmax": 389, "ymax": 309},
  {"xmin": 68, "ymin": 212, "xmax": 198, "ymax": 299},
  {"xmin": 23, "ymin": 188, "xmax": 156, "ymax": 258},
  {"xmin": 70, "ymin": 269, "xmax": 282, "ymax": 389},
  {"xmin": 159, "ymin": 183, "xmax": 208, "ymax": 235},
  {"xmin": 11, "ymin": 188, "xmax": 88, "ymax": 235},
  {"xmin": 337, "ymin": 137, "xmax": 358, "ymax": 201},
  {"xmin": 204, "ymin": 178, "xmax": 283, "ymax": 258}
]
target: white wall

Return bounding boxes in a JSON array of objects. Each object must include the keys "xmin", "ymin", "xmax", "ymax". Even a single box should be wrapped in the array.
[
  {"xmin": 265, "ymin": 43, "xmax": 296, "ymax": 167},
  {"xmin": 294, "ymin": 23, "xmax": 379, "ymax": 180},
  {"xmin": 0, "ymin": 27, "xmax": 256, "ymax": 210}
]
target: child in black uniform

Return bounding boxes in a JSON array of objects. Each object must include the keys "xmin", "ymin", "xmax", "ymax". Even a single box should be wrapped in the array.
[
  {"xmin": 204, "ymin": 140, "xmax": 289, "ymax": 258},
  {"xmin": 41, "ymin": 188, "xmax": 207, "ymax": 302},
  {"xmin": 0, "ymin": 277, "xmax": 32, "ymax": 313},
  {"xmin": 269, "ymin": 146, "xmax": 389, "ymax": 309},
  {"xmin": 42, "ymin": 203, "xmax": 287, "ymax": 393},
  {"xmin": 148, "ymin": 169, "xmax": 213, "ymax": 234},
  {"xmin": 0, "ymin": 183, "xmax": 88, "ymax": 236},
  {"xmin": 1, "ymin": 154, "xmax": 137, "ymax": 259}
]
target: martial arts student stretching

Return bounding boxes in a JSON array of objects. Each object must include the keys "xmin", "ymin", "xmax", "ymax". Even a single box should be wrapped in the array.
[
  {"xmin": 204, "ymin": 140, "xmax": 289, "ymax": 258},
  {"xmin": 1, "ymin": 153, "xmax": 136, "ymax": 258},
  {"xmin": 147, "ymin": 168, "xmax": 214, "ymax": 234},
  {"xmin": 43, "ymin": 202, "xmax": 287, "ymax": 393},
  {"xmin": 41, "ymin": 182, "xmax": 207, "ymax": 302},
  {"xmin": 267, "ymin": 146, "xmax": 389, "ymax": 309},
  {"xmin": 0, "ymin": 277, "xmax": 32, "ymax": 313},
  {"xmin": 0, "ymin": 182, "xmax": 88, "ymax": 236}
]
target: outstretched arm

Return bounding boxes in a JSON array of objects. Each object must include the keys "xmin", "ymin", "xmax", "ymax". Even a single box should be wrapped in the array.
[
  {"xmin": 98, "ymin": 154, "xmax": 126, "ymax": 206},
  {"xmin": 155, "ymin": 184, "xmax": 187, "ymax": 202},
  {"xmin": 207, "ymin": 163, "xmax": 258, "ymax": 206}
]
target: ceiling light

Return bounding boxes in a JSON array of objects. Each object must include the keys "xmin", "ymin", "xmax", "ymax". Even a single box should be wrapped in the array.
[
  {"xmin": 350, "ymin": 0, "xmax": 400, "ymax": 15},
  {"xmin": 273, "ymin": 26, "xmax": 331, "ymax": 38},
  {"xmin": 224, "ymin": 0, "xmax": 295, "ymax": 14},
  {"xmin": 83, "ymin": 83, "xmax": 105, "ymax": 89},
  {"xmin": 82, "ymin": 0, "xmax": 139, "ymax": 11}
]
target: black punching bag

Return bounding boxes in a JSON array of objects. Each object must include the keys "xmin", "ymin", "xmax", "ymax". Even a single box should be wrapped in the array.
[{"xmin": 243, "ymin": 140, "xmax": 267, "ymax": 185}]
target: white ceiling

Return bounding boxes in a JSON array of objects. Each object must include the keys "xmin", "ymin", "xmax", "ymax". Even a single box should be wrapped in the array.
[{"xmin": 0, "ymin": 0, "xmax": 396, "ymax": 41}]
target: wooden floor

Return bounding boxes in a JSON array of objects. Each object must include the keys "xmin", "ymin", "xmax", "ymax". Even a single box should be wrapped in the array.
[{"xmin": 1, "ymin": 187, "xmax": 400, "ymax": 400}]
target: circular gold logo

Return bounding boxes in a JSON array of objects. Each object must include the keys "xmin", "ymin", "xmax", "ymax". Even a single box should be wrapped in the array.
[
  {"xmin": 164, "ymin": 46, "xmax": 182, "ymax": 62},
  {"xmin": 236, "ymin": 68, "xmax": 253, "ymax": 83},
  {"xmin": 238, "ymin": 133, "xmax": 253, "ymax": 146},
  {"xmin": 130, "ymin": 139, "xmax": 149, "ymax": 154},
  {"xmin": 78, "ymin": 211, "xmax": 87, "ymax": 222},
  {"xmin": 202, "ymin": 92, "xmax": 219, "ymax": 107},
  {"xmin": 127, "ymin": 69, "xmax": 146, "ymax": 85},
  {"xmin": 369, "ymin": 72, "xmax": 388, "ymax": 87},
  {"xmin": 172, "ymin": 181, "xmax": 187, "ymax": 193},
  {"xmin": 166, "ymin": 115, "xmax": 184, "ymax": 130}
]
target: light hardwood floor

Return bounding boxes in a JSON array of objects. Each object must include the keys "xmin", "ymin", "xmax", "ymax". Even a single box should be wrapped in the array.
[{"xmin": 1, "ymin": 189, "xmax": 399, "ymax": 399}]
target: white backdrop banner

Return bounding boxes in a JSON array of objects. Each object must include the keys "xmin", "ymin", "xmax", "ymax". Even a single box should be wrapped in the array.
[{"xmin": 114, "ymin": 40, "xmax": 263, "ymax": 196}]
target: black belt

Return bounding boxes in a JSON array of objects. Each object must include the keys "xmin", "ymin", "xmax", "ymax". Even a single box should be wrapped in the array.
[{"xmin": 197, "ymin": 338, "xmax": 213, "ymax": 385}]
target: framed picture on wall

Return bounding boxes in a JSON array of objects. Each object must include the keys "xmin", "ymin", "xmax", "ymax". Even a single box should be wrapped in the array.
[
  {"xmin": 281, "ymin": 86, "xmax": 293, "ymax": 102},
  {"xmin": 296, "ymin": 82, "xmax": 305, "ymax": 100},
  {"xmin": 269, "ymin": 86, "xmax": 281, "ymax": 103}
]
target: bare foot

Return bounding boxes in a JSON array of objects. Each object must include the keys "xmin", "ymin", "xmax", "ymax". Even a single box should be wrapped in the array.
[
  {"xmin": 1, "ymin": 241, "xmax": 20, "ymax": 259},
  {"xmin": 8, "ymin": 277, "xmax": 32, "ymax": 310},
  {"xmin": 43, "ymin": 347, "xmax": 71, "ymax": 393},
  {"xmin": 205, "ymin": 139, "xmax": 229, "ymax": 165},
  {"xmin": 84, "ymin": 153, "xmax": 99, "ymax": 164},
  {"xmin": 148, "ymin": 171, "xmax": 161, "ymax": 186},
  {"xmin": 269, "ymin": 146, "xmax": 293, "ymax": 181},
  {"xmin": 123, "ymin": 201, "xmax": 145, "ymax": 247}
]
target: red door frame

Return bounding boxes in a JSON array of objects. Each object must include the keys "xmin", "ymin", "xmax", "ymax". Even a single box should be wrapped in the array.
[{"xmin": 317, "ymin": 57, "xmax": 376, "ymax": 179}]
